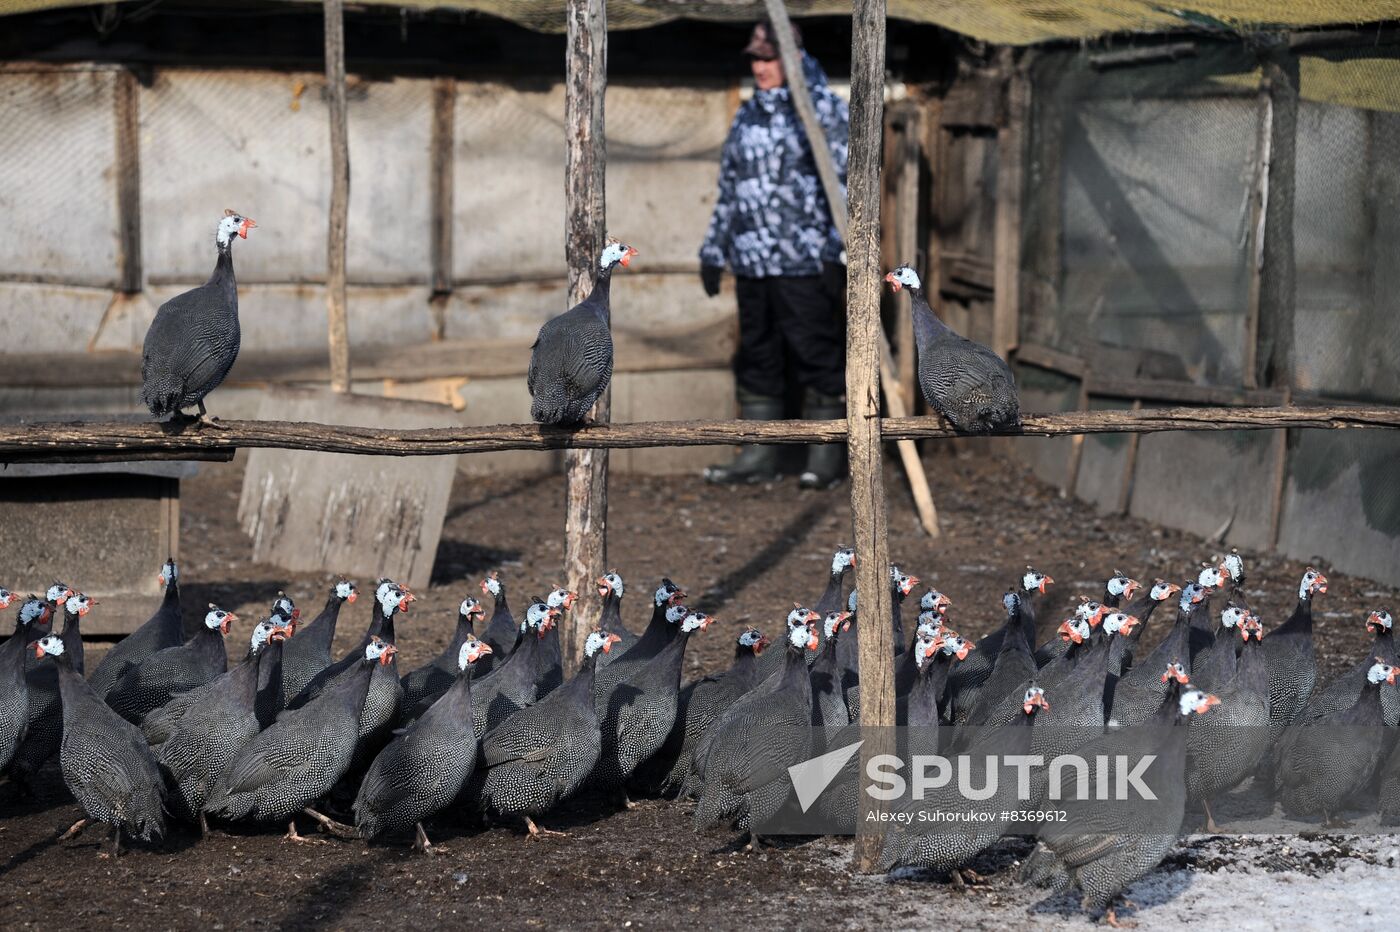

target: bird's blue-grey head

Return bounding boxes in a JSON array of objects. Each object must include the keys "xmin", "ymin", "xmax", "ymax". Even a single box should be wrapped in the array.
[
  {"xmin": 1101, "ymin": 612, "xmax": 1138, "ymax": 638},
  {"xmin": 458, "ymin": 635, "xmax": 492, "ymax": 670},
  {"xmin": 250, "ymin": 618, "xmax": 277, "ymax": 652},
  {"xmin": 376, "ymin": 578, "xmax": 397, "ymax": 604},
  {"xmin": 655, "ymin": 579, "xmax": 685, "ymax": 608},
  {"xmin": 884, "ymin": 265, "xmax": 921, "ymax": 292},
  {"xmin": 547, "ymin": 587, "xmax": 578, "ymax": 612},
  {"xmin": 335, "ymin": 579, "xmax": 358, "ymax": 603},
  {"xmin": 480, "ymin": 572, "xmax": 502, "ymax": 600},
  {"xmin": 1220, "ymin": 605, "xmax": 1250, "ymax": 630},
  {"xmin": 1149, "ymin": 580, "xmax": 1180, "ymax": 602},
  {"xmin": 738, "ymin": 628, "xmax": 768, "ymax": 653},
  {"xmin": 379, "ymin": 584, "xmax": 413, "ymax": 619},
  {"xmin": 1223, "ymin": 550, "xmax": 1245, "ymax": 585},
  {"xmin": 680, "ymin": 611, "xmax": 712, "ymax": 634},
  {"xmin": 598, "ymin": 241, "xmax": 638, "ymax": 271},
  {"xmin": 204, "ymin": 605, "xmax": 236, "ymax": 635},
  {"xmin": 1106, "ymin": 573, "xmax": 1140, "ymax": 601},
  {"xmin": 665, "ymin": 603, "xmax": 689, "ymax": 625},
  {"xmin": 1368, "ymin": 609, "xmax": 1394, "ymax": 635},
  {"xmin": 831, "ymin": 548, "xmax": 856, "ymax": 575},
  {"xmin": 0, "ymin": 588, "xmax": 12, "ymax": 610},
  {"xmin": 584, "ymin": 630, "xmax": 621, "ymax": 658},
  {"xmin": 18, "ymin": 598, "xmax": 48, "ymax": 628},
  {"xmin": 914, "ymin": 631, "xmax": 939, "ymax": 669},
  {"xmin": 915, "ymin": 611, "xmax": 942, "ymax": 640},
  {"xmin": 64, "ymin": 592, "xmax": 94, "ymax": 618},
  {"xmin": 920, "ymin": 588, "xmax": 951, "ymax": 615},
  {"xmin": 598, "ymin": 572, "xmax": 625, "ymax": 600},
  {"xmin": 888, "ymin": 565, "xmax": 919, "ymax": 598},
  {"xmin": 1298, "ymin": 567, "xmax": 1328, "ymax": 601},
  {"xmin": 159, "ymin": 559, "xmax": 178, "ymax": 588},
  {"xmin": 1368, "ymin": 661, "xmax": 1398, "ymax": 686},
  {"xmin": 847, "ymin": 588, "xmax": 858, "ymax": 613},
  {"xmin": 364, "ymin": 636, "xmax": 396, "ymax": 665},
  {"xmin": 1197, "ymin": 562, "xmax": 1227, "ymax": 591},
  {"xmin": 524, "ymin": 600, "xmax": 559, "ymax": 633},
  {"xmin": 1002, "ymin": 590, "xmax": 1021, "ymax": 616},
  {"xmin": 1179, "ymin": 582, "xmax": 1208, "ymax": 613},
  {"xmin": 1023, "ymin": 568, "xmax": 1052, "ymax": 595},
  {"xmin": 822, "ymin": 610, "xmax": 852, "ymax": 639},
  {"xmin": 271, "ymin": 592, "xmax": 295, "ymax": 618},
  {"xmin": 1179, "ymin": 689, "xmax": 1219, "ymax": 716},
  {"xmin": 788, "ymin": 604, "xmax": 819, "ymax": 630},
  {"xmin": 459, "ymin": 596, "xmax": 484, "ymax": 621},
  {"xmin": 46, "ymin": 582, "xmax": 71, "ymax": 606},
  {"xmin": 32, "ymin": 634, "xmax": 64, "ymax": 660},
  {"xmin": 216, "ymin": 209, "xmax": 256, "ymax": 249}
]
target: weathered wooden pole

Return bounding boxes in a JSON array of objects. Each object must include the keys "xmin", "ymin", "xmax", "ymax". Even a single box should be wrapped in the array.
[
  {"xmin": 845, "ymin": 0, "xmax": 892, "ymax": 873},
  {"xmin": 562, "ymin": 0, "xmax": 609, "ymax": 674},
  {"xmin": 324, "ymin": 0, "xmax": 352, "ymax": 393}
]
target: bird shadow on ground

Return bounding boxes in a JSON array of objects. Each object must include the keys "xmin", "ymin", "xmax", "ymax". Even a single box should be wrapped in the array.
[
  {"xmin": 696, "ymin": 497, "xmax": 829, "ymax": 617},
  {"xmin": 269, "ymin": 860, "xmax": 372, "ymax": 930},
  {"xmin": 0, "ymin": 827, "xmax": 59, "ymax": 878},
  {"xmin": 1028, "ymin": 865, "xmax": 1194, "ymax": 922},
  {"xmin": 429, "ymin": 539, "xmax": 522, "ymax": 587}
]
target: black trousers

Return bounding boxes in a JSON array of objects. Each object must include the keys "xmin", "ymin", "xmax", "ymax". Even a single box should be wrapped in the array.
[{"xmin": 733, "ymin": 274, "xmax": 846, "ymax": 399}]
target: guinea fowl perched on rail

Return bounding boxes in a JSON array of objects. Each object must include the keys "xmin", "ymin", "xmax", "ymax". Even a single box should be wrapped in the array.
[
  {"xmin": 355, "ymin": 636, "xmax": 492, "ymax": 852},
  {"xmin": 33, "ymin": 634, "xmax": 166, "ymax": 856},
  {"xmin": 884, "ymin": 264, "xmax": 1020, "ymax": 433},
  {"xmin": 89, "ymin": 559, "xmax": 183, "ymax": 700},
  {"xmin": 280, "ymin": 579, "xmax": 356, "ymax": 703},
  {"xmin": 205, "ymin": 637, "xmax": 396, "ymax": 838},
  {"xmin": 528, "ymin": 241, "xmax": 637, "ymax": 425},
  {"xmin": 107, "ymin": 606, "xmax": 237, "ymax": 725},
  {"xmin": 140, "ymin": 210, "xmax": 255, "ymax": 423}
]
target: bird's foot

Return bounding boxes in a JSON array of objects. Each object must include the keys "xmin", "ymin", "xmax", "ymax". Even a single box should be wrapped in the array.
[
  {"xmin": 302, "ymin": 806, "xmax": 357, "ymax": 839},
  {"xmin": 950, "ymin": 868, "xmax": 967, "ymax": 890},
  {"xmin": 524, "ymin": 816, "xmax": 566, "ymax": 839},
  {"xmin": 198, "ymin": 414, "xmax": 227, "ymax": 430},
  {"xmin": 959, "ymin": 868, "xmax": 983, "ymax": 885},
  {"xmin": 1104, "ymin": 906, "xmax": 1137, "ymax": 928},
  {"xmin": 413, "ymin": 823, "xmax": 443, "ymax": 855},
  {"xmin": 199, "ymin": 811, "xmax": 210, "ymax": 838},
  {"xmin": 618, "ymin": 791, "xmax": 636, "ymax": 811},
  {"xmin": 284, "ymin": 820, "xmax": 327, "ymax": 845},
  {"xmin": 58, "ymin": 818, "xmax": 88, "ymax": 841},
  {"xmin": 1323, "ymin": 815, "xmax": 1354, "ymax": 830}
]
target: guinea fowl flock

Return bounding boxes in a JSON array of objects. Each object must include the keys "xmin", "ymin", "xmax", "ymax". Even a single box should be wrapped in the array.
[{"xmin": 0, "ymin": 547, "xmax": 1391, "ymax": 922}]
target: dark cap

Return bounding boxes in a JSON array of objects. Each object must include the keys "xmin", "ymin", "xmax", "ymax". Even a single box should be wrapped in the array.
[{"xmin": 743, "ymin": 20, "xmax": 801, "ymax": 60}]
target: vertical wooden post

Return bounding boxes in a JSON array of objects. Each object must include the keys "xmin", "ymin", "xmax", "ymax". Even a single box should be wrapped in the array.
[
  {"xmin": 1116, "ymin": 398, "xmax": 1143, "ymax": 515},
  {"xmin": 1241, "ymin": 84, "xmax": 1272, "ymax": 390},
  {"xmin": 992, "ymin": 57, "xmax": 1027, "ymax": 362},
  {"xmin": 324, "ymin": 0, "xmax": 352, "ymax": 393},
  {"xmin": 847, "ymin": 0, "xmax": 892, "ymax": 874},
  {"xmin": 1256, "ymin": 52, "xmax": 1298, "ymax": 390},
  {"xmin": 114, "ymin": 69, "xmax": 142, "ymax": 294},
  {"xmin": 562, "ymin": 0, "xmax": 609, "ymax": 675},
  {"xmin": 429, "ymin": 77, "xmax": 456, "ymax": 341},
  {"xmin": 891, "ymin": 104, "xmax": 921, "ymax": 410}
]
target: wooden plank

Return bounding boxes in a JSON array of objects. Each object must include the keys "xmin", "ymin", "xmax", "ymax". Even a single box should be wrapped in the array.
[
  {"xmin": 324, "ymin": 0, "xmax": 352, "ymax": 393},
  {"xmin": 992, "ymin": 56, "xmax": 1027, "ymax": 361},
  {"xmin": 1256, "ymin": 53, "xmax": 1299, "ymax": 390},
  {"xmin": 1014, "ymin": 340, "xmax": 1088, "ymax": 378},
  {"xmin": 562, "ymin": 0, "xmax": 609, "ymax": 676},
  {"xmin": 2, "ymin": 405, "xmax": 1397, "ymax": 462},
  {"xmin": 1061, "ymin": 372, "xmax": 1090, "ymax": 498},
  {"xmin": 430, "ymin": 77, "xmax": 456, "ymax": 299},
  {"xmin": 846, "ymin": 0, "xmax": 893, "ymax": 875},
  {"xmin": 1087, "ymin": 375, "xmax": 1286, "ymax": 407},
  {"xmin": 1116, "ymin": 399, "xmax": 1144, "ymax": 515},
  {"xmin": 113, "ymin": 69, "xmax": 142, "ymax": 294}
]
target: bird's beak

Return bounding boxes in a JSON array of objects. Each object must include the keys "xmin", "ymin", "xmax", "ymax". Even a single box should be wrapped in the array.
[
  {"xmin": 239, "ymin": 217, "xmax": 256, "ymax": 238},
  {"xmin": 31, "ymin": 641, "xmax": 44, "ymax": 659},
  {"xmin": 884, "ymin": 271, "xmax": 901, "ymax": 292},
  {"xmin": 669, "ymin": 589, "xmax": 687, "ymax": 605},
  {"xmin": 380, "ymin": 645, "xmax": 398, "ymax": 665},
  {"xmin": 346, "ymin": 591, "xmax": 358, "ymax": 603},
  {"xmin": 1123, "ymin": 580, "xmax": 1141, "ymax": 601},
  {"xmin": 1039, "ymin": 576, "xmax": 1053, "ymax": 594},
  {"xmin": 220, "ymin": 613, "xmax": 236, "ymax": 635},
  {"xmin": 1118, "ymin": 615, "xmax": 1139, "ymax": 635},
  {"xmin": 620, "ymin": 246, "xmax": 638, "ymax": 268},
  {"xmin": 563, "ymin": 591, "xmax": 578, "ymax": 610}
]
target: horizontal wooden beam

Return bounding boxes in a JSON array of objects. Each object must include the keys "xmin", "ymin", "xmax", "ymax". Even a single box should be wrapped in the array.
[
  {"xmin": 1, "ymin": 405, "xmax": 1395, "ymax": 463},
  {"xmin": 1014, "ymin": 341, "xmax": 1290, "ymax": 406}
]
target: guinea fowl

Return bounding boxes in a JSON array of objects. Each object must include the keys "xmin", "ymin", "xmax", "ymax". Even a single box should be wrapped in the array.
[
  {"xmin": 528, "ymin": 241, "xmax": 637, "ymax": 425},
  {"xmin": 107, "ymin": 605, "xmax": 236, "ymax": 725},
  {"xmin": 401, "ymin": 596, "xmax": 487, "ymax": 711},
  {"xmin": 1102, "ymin": 572, "xmax": 1141, "ymax": 610},
  {"xmin": 1022, "ymin": 682, "xmax": 1219, "ymax": 925},
  {"xmin": 839, "ymin": 610, "xmax": 951, "ymax": 725},
  {"xmin": 479, "ymin": 571, "xmax": 518, "ymax": 660},
  {"xmin": 1189, "ymin": 561, "xmax": 1229, "ymax": 664},
  {"xmin": 1297, "ymin": 609, "xmax": 1398, "ymax": 727},
  {"xmin": 593, "ymin": 579, "xmax": 686, "ymax": 702},
  {"xmin": 476, "ymin": 631, "xmax": 620, "ymax": 837},
  {"xmin": 462, "ymin": 600, "xmax": 561, "ymax": 737},
  {"xmin": 539, "ymin": 586, "xmax": 576, "ymax": 695},
  {"xmin": 140, "ymin": 210, "xmax": 255, "ymax": 422},
  {"xmin": 760, "ymin": 605, "xmax": 825, "ymax": 684},
  {"xmin": 8, "ymin": 592, "xmax": 94, "ymax": 792},
  {"xmin": 888, "ymin": 565, "xmax": 920, "ymax": 656},
  {"xmin": 948, "ymin": 570, "xmax": 1052, "ymax": 716},
  {"xmin": 280, "ymin": 579, "xmax": 357, "ymax": 702},
  {"xmin": 834, "ymin": 569, "xmax": 919, "ymax": 688},
  {"xmin": 883, "ymin": 683, "xmax": 1047, "ymax": 879},
  {"xmin": 1106, "ymin": 580, "xmax": 1179, "ymax": 679},
  {"xmin": 694, "ymin": 619, "xmax": 819, "ymax": 844},
  {"xmin": 1262, "ymin": 567, "xmax": 1328, "ymax": 737},
  {"xmin": 958, "ymin": 592, "xmax": 1039, "ymax": 728},
  {"xmin": 811, "ymin": 611, "xmax": 855, "ymax": 732},
  {"xmin": 88, "ymin": 558, "xmax": 184, "ymax": 700},
  {"xmin": 150, "ymin": 620, "xmax": 291, "ymax": 833},
  {"xmin": 1033, "ymin": 598, "xmax": 1104, "ymax": 670},
  {"xmin": 1190, "ymin": 603, "xmax": 1251, "ymax": 693},
  {"xmin": 205, "ymin": 637, "xmax": 395, "ymax": 838},
  {"xmin": 1279, "ymin": 661, "xmax": 1396, "ymax": 824},
  {"xmin": 814, "ymin": 547, "xmax": 857, "ymax": 616},
  {"xmin": 33, "ymin": 634, "xmax": 166, "ymax": 856},
  {"xmin": 0, "ymin": 593, "xmax": 40, "ymax": 773},
  {"xmin": 657, "ymin": 628, "xmax": 769, "ymax": 799},
  {"xmin": 1107, "ymin": 582, "xmax": 1207, "ymax": 726},
  {"xmin": 595, "ymin": 609, "xmax": 712, "ymax": 800},
  {"xmin": 355, "ymin": 636, "xmax": 492, "ymax": 852},
  {"xmin": 296, "ymin": 578, "xmax": 406, "ymax": 701},
  {"xmin": 1186, "ymin": 613, "xmax": 1270, "ymax": 832},
  {"xmin": 254, "ymin": 607, "xmax": 293, "ymax": 724},
  {"xmin": 595, "ymin": 572, "xmax": 638, "ymax": 664},
  {"xmin": 884, "ymin": 264, "xmax": 1020, "ymax": 433}
]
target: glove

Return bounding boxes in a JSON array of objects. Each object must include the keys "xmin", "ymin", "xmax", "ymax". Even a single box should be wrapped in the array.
[
  {"xmin": 821, "ymin": 260, "xmax": 847, "ymax": 303},
  {"xmin": 700, "ymin": 265, "xmax": 723, "ymax": 298}
]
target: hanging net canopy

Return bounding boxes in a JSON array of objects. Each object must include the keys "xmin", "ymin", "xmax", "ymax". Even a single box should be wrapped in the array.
[{"xmin": 1, "ymin": 0, "xmax": 1398, "ymax": 43}]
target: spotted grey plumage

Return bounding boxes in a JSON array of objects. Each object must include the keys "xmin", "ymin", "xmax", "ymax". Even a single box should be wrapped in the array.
[
  {"xmin": 7, "ymin": 594, "xmax": 89, "ymax": 790},
  {"xmin": 140, "ymin": 211, "xmax": 253, "ymax": 420},
  {"xmin": 401, "ymin": 597, "xmax": 486, "ymax": 712},
  {"xmin": 280, "ymin": 580, "xmax": 357, "ymax": 703},
  {"xmin": 106, "ymin": 606, "xmax": 235, "ymax": 725},
  {"xmin": 0, "ymin": 595, "xmax": 42, "ymax": 772},
  {"xmin": 88, "ymin": 559, "xmax": 183, "ymax": 700},
  {"xmin": 527, "ymin": 242, "xmax": 635, "ymax": 425}
]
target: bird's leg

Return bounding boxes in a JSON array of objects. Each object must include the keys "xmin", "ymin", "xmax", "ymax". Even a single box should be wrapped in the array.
[
  {"xmin": 1104, "ymin": 903, "xmax": 1138, "ymax": 928},
  {"xmin": 617, "ymin": 789, "xmax": 636, "ymax": 811},
  {"xmin": 59, "ymin": 818, "xmax": 89, "ymax": 841},
  {"xmin": 959, "ymin": 868, "xmax": 983, "ymax": 885},
  {"xmin": 413, "ymin": 822, "xmax": 439, "ymax": 855},
  {"xmin": 1203, "ymin": 799, "xmax": 1220, "ymax": 834},
  {"xmin": 110, "ymin": 825, "xmax": 122, "ymax": 858},
  {"xmin": 302, "ymin": 806, "xmax": 357, "ymax": 839},
  {"xmin": 524, "ymin": 816, "xmax": 566, "ymax": 839},
  {"xmin": 949, "ymin": 868, "xmax": 967, "ymax": 890}
]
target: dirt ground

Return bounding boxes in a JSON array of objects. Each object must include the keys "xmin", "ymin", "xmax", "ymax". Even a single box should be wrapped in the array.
[{"xmin": 3, "ymin": 447, "xmax": 1397, "ymax": 930}]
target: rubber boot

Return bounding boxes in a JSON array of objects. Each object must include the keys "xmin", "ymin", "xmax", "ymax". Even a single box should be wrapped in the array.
[
  {"xmin": 704, "ymin": 390, "xmax": 784, "ymax": 484},
  {"xmin": 799, "ymin": 389, "xmax": 847, "ymax": 490}
]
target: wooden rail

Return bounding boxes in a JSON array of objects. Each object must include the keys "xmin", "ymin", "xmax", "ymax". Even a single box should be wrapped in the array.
[{"xmin": 0, "ymin": 406, "xmax": 1394, "ymax": 464}]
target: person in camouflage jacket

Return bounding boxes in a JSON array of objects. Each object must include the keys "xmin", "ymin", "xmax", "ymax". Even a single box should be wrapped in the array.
[{"xmin": 701, "ymin": 21, "xmax": 851, "ymax": 489}]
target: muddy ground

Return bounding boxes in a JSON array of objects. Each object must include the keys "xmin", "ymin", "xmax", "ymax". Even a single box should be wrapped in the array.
[{"xmin": 3, "ymin": 448, "xmax": 1397, "ymax": 930}]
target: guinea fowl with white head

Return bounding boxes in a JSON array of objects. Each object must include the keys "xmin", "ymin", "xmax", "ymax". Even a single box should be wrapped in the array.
[
  {"xmin": 106, "ymin": 605, "xmax": 237, "ymax": 725},
  {"xmin": 528, "ymin": 241, "xmax": 637, "ymax": 425},
  {"xmin": 140, "ymin": 210, "xmax": 255, "ymax": 423},
  {"xmin": 280, "ymin": 579, "xmax": 356, "ymax": 702},
  {"xmin": 884, "ymin": 264, "xmax": 1020, "ymax": 433},
  {"xmin": 0, "ymin": 592, "xmax": 38, "ymax": 773},
  {"xmin": 88, "ymin": 559, "xmax": 183, "ymax": 700},
  {"xmin": 8, "ymin": 591, "xmax": 95, "ymax": 791}
]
